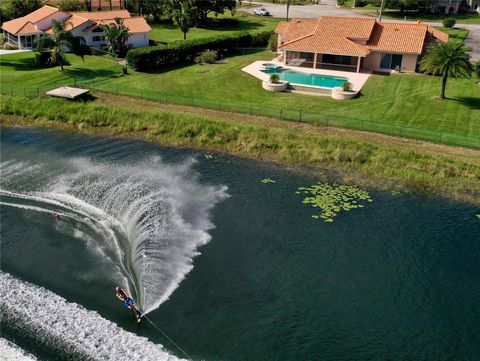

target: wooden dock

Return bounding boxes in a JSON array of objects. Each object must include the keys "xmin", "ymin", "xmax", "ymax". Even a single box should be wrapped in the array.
[{"xmin": 46, "ymin": 87, "xmax": 90, "ymax": 99}]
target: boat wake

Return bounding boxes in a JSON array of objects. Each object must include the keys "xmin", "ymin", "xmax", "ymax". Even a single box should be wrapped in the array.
[
  {"xmin": 0, "ymin": 155, "xmax": 227, "ymax": 315},
  {"xmin": 0, "ymin": 272, "xmax": 185, "ymax": 361}
]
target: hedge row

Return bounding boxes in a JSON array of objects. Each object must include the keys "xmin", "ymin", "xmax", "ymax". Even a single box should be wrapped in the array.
[{"xmin": 126, "ymin": 30, "xmax": 273, "ymax": 71}]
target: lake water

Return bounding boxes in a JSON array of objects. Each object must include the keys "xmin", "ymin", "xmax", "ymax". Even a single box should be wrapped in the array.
[{"xmin": 1, "ymin": 128, "xmax": 479, "ymax": 361}]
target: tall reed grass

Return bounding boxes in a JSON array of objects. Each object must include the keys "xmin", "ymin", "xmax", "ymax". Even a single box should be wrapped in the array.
[{"xmin": 2, "ymin": 95, "xmax": 479, "ymax": 204}]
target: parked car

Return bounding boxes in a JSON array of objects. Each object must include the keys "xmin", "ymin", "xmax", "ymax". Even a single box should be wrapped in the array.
[{"xmin": 253, "ymin": 8, "xmax": 270, "ymax": 16}]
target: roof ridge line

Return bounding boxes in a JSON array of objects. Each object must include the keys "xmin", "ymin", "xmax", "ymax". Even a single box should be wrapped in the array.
[{"xmin": 280, "ymin": 31, "xmax": 315, "ymax": 48}]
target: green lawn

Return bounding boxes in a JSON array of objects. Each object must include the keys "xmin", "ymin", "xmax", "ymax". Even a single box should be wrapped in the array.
[
  {"xmin": 375, "ymin": 11, "xmax": 480, "ymax": 24},
  {"xmin": 1, "ymin": 51, "xmax": 479, "ymax": 148},
  {"xmin": 149, "ymin": 12, "xmax": 279, "ymax": 43},
  {"xmin": 436, "ymin": 27, "xmax": 469, "ymax": 42}
]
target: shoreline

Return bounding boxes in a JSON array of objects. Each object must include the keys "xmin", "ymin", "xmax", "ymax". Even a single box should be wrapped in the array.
[{"xmin": 1, "ymin": 93, "xmax": 479, "ymax": 205}]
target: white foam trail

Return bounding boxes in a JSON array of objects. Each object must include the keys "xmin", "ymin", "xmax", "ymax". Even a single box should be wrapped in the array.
[
  {"xmin": 0, "ymin": 338, "xmax": 38, "ymax": 361},
  {"xmin": 0, "ymin": 272, "xmax": 185, "ymax": 361},
  {"xmin": 0, "ymin": 155, "xmax": 228, "ymax": 315}
]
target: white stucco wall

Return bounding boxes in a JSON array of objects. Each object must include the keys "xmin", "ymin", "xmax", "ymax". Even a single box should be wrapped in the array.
[
  {"xmin": 72, "ymin": 27, "xmax": 149, "ymax": 49},
  {"xmin": 401, "ymin": 54, "xmax": 418, "ymax": 72},
  {"xmin": 126, "ymin": 33, "xmax": 149, "ymax": 48},
  {"xmin": 362, "ymin": 52, "xmax": 381, "ymax": 71}
]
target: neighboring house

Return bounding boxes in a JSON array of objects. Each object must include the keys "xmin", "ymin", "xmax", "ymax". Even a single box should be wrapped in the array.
[
  {"xmin": 88, "ymin": 0, "xmax": 125, "ymax": 11},
  {"xmin": 1, "ymin": 5, "xmax": 151, "ymax": 50},
  {"xmin": 425, "ymin": 0, "xmax": 479, "ymax": 14},
  {"xmin": 275, "ymin": 16, "xmax": 448, "ymax": 73}
]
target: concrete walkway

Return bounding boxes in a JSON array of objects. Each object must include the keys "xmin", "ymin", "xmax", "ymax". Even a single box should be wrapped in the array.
[
  {"xmin": 242, "ymin": 60, "xmax": 370, "ymax": 92},
  {"xmin": 0, "ymin": 49, "xmax": 31, "ymax": 56}
]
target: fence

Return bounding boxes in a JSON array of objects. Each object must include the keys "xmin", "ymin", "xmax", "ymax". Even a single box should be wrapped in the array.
[{"xmin": 2, "ymin": 77, "xmax": 479, "ymax": 150}]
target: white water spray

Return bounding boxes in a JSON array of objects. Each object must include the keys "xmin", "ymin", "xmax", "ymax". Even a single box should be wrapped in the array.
[{"xmin": 0, "ymin": 155, "xmax": 227, "ymax": 315}]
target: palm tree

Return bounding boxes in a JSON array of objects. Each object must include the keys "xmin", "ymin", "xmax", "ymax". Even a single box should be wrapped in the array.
[
  {"xmin": 35, "ymin": 20, "xmax": 84, "ymax": 71},
  {"xmin": 419, "ymin": 41, "xmax": 472, "ymax": 99},
  {"xmin": 103, "ymin": 17, "xmax": 131, "ymax": 57},
  {"xmin": 173, "ymin": 1, "xmax": 196, "ymax": 40}
]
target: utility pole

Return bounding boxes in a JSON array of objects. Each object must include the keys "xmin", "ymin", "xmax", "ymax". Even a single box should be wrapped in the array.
[
  {"xmin": 286, "ymin": 0, "xmax": 291, "ymax": 21},
  {"xmin": 378, "ymin": 0, "xmax": 385, "ymax": 21}
]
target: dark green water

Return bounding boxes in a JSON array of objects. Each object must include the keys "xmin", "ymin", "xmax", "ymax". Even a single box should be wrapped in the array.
[{"xmin": 1, "ymin": 128, "xmax": 479, "ymax": 361}]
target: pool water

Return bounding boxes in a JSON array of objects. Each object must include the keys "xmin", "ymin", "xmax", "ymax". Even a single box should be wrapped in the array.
[{"xmin": 262, "ymin": 67, "xmax": 347, "ymax": 88}]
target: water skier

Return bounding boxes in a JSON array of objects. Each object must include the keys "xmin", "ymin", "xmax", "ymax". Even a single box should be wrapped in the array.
[{"xmin": 115, "ymin": 287, "xmax": 142, "ymax": 322}]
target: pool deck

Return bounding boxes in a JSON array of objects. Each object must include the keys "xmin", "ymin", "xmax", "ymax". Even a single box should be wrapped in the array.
[{"xmin": 242, "ymin": 60, "xmax": 371, "ymax": 93}]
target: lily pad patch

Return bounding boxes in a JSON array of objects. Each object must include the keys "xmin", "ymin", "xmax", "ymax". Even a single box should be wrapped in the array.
[
  {"xmin": 261, "ymin": 178, "xmax": 276, "ymax": 184},
  {"xmin": 296, "ymin": 182, "xmax": 372, "ymax": 222}
]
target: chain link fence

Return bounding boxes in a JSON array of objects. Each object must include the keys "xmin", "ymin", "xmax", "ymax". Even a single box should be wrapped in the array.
[{"xmin": 2, "ymin": 77, "xmax": 479, "ymax": 149}]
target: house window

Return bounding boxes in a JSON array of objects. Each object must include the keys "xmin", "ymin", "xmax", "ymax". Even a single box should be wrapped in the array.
[
  {"xmin": 380, "ymin": 53, "xmax": 403, "ymax": 69},
  {"xmin": 20, "ymin": 35, "xmax": 34, "ymax": 48},
  {"xmin": 299, "ymin": 52, "xmax": 314, "ymax": 61},
  {"xmin": 92, "ymin": 35, "xmax": 105, "ymax": 42},
  {"xmin": 322, "ymin": 54, "xmax": 355, "ymax": 66}
]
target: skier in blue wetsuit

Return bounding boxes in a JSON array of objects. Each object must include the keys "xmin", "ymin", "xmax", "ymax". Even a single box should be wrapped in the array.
[{"xmin": 116, "ymin": 287, "xmax": 142, "ymax": 322}]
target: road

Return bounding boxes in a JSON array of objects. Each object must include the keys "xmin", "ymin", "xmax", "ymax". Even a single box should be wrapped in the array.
[{"xmin": 245, "ymin": 2, "xmax": 480, "ymax": 61}]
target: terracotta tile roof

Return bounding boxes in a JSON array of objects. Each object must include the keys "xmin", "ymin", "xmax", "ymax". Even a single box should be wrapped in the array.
[
  {"xmin": 83, "ymin": 17, "xmax": 151, "ymax": 33},
  {"xmin": 120, "ymin": 17, "xmax": 151, "ymax": 33},
  {"xmin": 22, "ymin": 5, "xmax": 59, "ymax": 24},
  {"xmin": 276, "ymin": 19, "xmax": 317, "ymax": 43},
  {"xmin": 67, "ymin": 15, "xmax": 91, "ymax": 30},
  {"xmin": 427, "ymin": 25, "xmax": 449, "ymax": 43},
  {"xmin": 45, "ymin": 15, "xmax": 91, "ymax": 34},
  {"xmin": 279, "ymin": 17, "xmax": 375, "ymax": 56},
  {"xmin": 275, "ymin": 21, "xmax": 289, "ymax": 36},
  {"xmin": 278, "ymin": 16, "xmax": 448, "ymax": 57},
  {"xmin": 367, "ymin": 22, "xmax": 428, "ymax": 54},
  {"xmin": 70, "ymin": 10, "xmax": 131, "ymax": 21},
  {"xmin": 16, "ymin": 22, "xmax": 40, "ymax": 35},
  {"xmin": 1, "ymin": 5, "xmax": 61, "ymax": 35}
]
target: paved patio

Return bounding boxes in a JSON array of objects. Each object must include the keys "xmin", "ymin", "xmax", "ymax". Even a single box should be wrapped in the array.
[{"xmin": 242, "ymin": 60, "xmax": 371, "ymax": 92}]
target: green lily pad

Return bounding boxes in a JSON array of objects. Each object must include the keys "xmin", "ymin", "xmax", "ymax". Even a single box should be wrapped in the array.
[
  {"xmin": 296, "ymin": 182, "xmax": 372, "ymax": 223},
  {"xmin": 261, "ymin": 178, "xmax": 276, "ymax": 184}
]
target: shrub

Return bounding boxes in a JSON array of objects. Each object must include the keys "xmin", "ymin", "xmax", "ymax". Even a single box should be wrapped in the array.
[
  {"xmin": 270, "ymin": 74, "xmax": 280, "ymax": 84},
  {"xmin": 195, "ymin": 49, "xmax": 218, "ymax": 64},
  {"xmin": 2, "ymin": 42, "xmax": 18, "ymax": 50},
  {"xmin": 126, "ymin": 30, "xmax": 273, "ymax": 70},
  {"xmin": 268, "ymin": 33, "xmax": 278, "ymax": 52},
  {"xmin": 34, "ymin": 51, "xmax": 53, "ymax": 67},
  {"xmin": 474, "ymin": 60, "xmax": 480, "ymax": 79},
  {"xmin": 342, "ymin": 81, "xmax": 352, "ymax": 91},
  {"xmin": 442, "ymin": 17, "xmax": 456, "ymax": 28}
]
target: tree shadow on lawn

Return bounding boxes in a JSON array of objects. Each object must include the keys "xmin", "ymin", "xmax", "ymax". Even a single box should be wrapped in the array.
[
  {"xmin": 452, "ymin": 96, "xmax": 480, "ymax": 110},
  {"xmin": 63, "ymin": 67, "xmax": 120, "ymax": 80},
  {"xmin": 0, "ymin": 57, "xmax": 38, "ymax": 71}
]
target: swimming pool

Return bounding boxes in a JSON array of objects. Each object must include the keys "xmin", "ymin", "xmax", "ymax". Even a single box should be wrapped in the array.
[{"xmin": 262, "ymin": 66, "xmax": 347, "ymax": 88}]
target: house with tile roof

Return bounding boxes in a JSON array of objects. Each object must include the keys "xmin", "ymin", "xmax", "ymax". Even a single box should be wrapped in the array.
[
  {"xmin": 275, "ymin": 16, "xmax": 449, "ymax": 73},
  {"xmin": 1, "ymin": 5, "xmax": 151, "ymax": 51}
]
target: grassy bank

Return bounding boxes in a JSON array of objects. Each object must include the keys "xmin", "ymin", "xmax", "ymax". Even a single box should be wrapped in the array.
[
  {"xmin": 2, "ymin": 95, "xmax": 479, "ymax": 205},
  {"xmin": 1, "ymin": 52, "xmax": 479, "ymax": 148}
]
